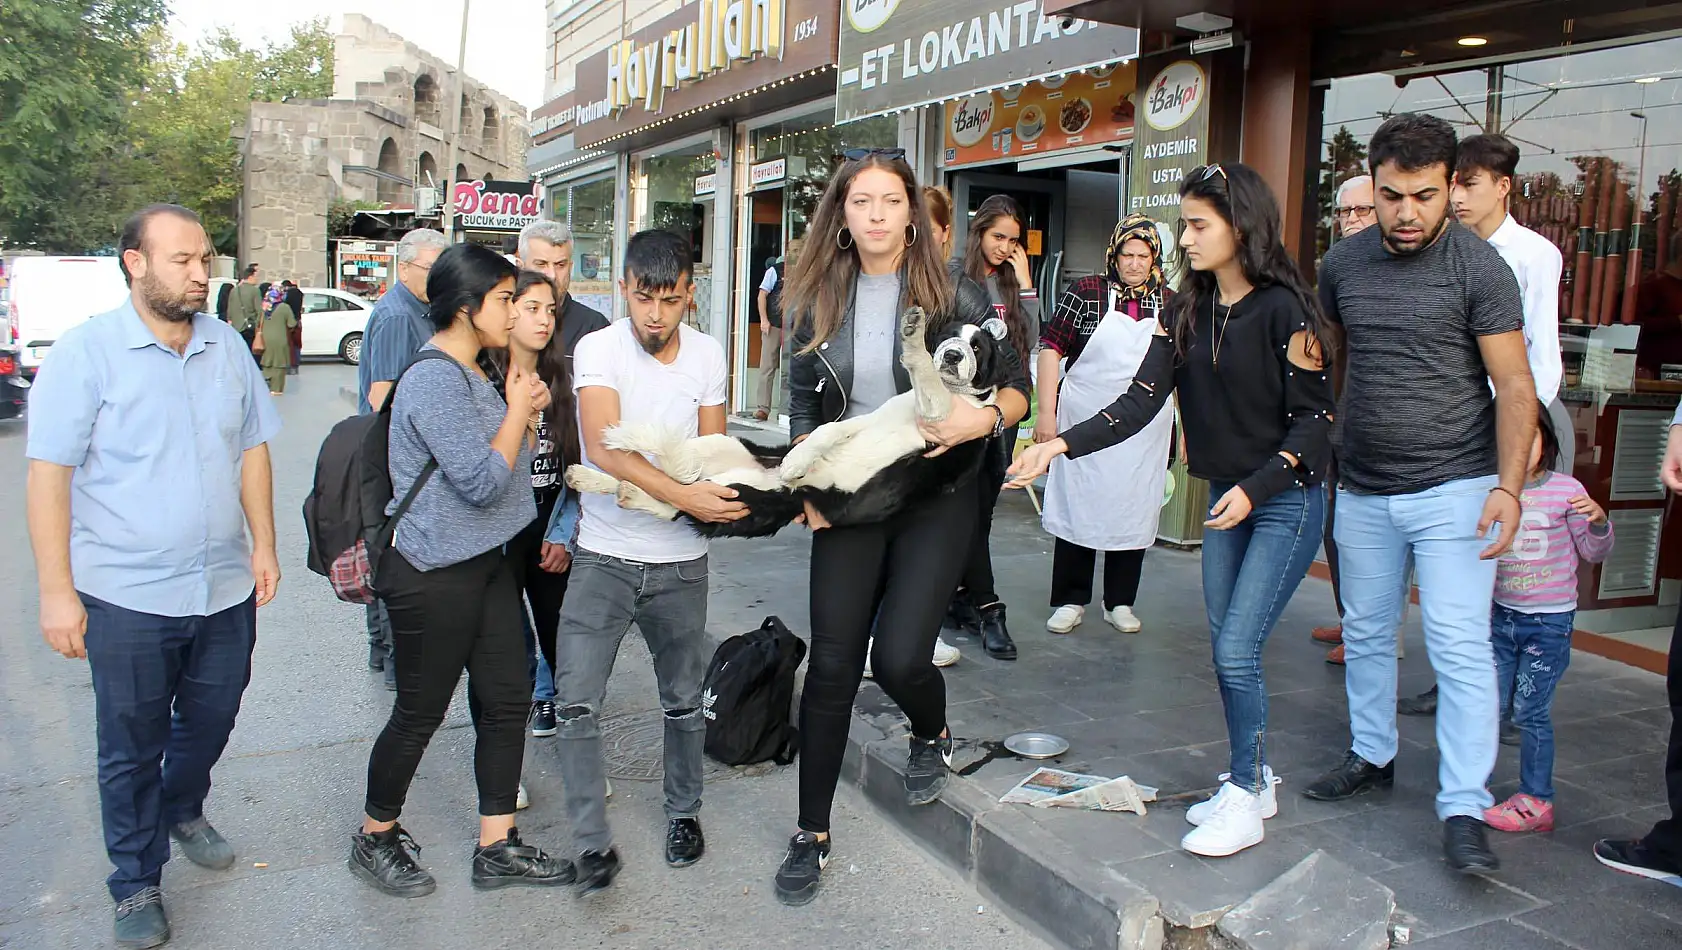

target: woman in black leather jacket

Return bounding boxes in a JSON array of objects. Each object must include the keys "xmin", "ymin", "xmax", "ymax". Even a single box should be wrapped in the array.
[{"xmin": 771, "ymin": 149, "xmax": 1030, "ymax": 907}]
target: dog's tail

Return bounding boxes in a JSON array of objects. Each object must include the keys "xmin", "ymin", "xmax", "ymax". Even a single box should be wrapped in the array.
[
  {"xmin": 601, "ymin": 422, "xmax": 703, "ymax": 481},
  {"xmin": 741, "ymin": 438, "xmax": 793, "ymax": 467}
]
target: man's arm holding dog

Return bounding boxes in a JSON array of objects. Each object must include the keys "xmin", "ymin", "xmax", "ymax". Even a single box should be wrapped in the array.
[{"xmin": 578, "ymin": 387, "xmax": 745, "ymax": 523}]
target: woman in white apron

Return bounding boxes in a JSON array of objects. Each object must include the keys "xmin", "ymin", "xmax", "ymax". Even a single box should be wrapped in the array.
[{"xmin": 1036, "ymin": 214, "xmax": 1174, "ymax": 635}]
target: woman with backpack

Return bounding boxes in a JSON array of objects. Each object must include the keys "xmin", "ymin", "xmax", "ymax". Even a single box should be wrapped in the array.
[{"xmin": 349, "ymin": 243, "xmax": 576, "ymax": 898}]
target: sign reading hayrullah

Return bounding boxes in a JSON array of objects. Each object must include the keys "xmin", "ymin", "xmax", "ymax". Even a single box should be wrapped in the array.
[{"xmin": 835, "ymin": 0, "xmax": 1137, "ymax": 124}]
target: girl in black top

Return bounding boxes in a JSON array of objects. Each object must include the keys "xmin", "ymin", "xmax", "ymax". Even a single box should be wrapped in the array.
[
  {"xmin": 772, "ymin": 150, "xmax": 1031, "ymax": 907},
  {"xmin": 1011, "ymin": 162, "xmax": 1335, "ymax": 860}
]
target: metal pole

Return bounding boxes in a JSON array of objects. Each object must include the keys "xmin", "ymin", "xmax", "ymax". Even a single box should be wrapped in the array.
[{"xmin": 441, "ymin": 0, "xmax": 471, "ymax": 242}]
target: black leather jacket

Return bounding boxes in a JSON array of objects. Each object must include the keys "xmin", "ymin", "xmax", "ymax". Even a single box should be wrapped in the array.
[{"xmin": 787, "ymin": 270, "xmax": 1030, "ymax": 441}]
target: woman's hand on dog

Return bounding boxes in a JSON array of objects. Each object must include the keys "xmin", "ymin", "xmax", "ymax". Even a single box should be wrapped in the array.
[
  {"xmin": 1007, "ymin": 438, "xmax": 1067, "ymax": 488},
  {"xmin": 918, "ymin": 399, "xmax": 998, "ymax": 457},
  {"xmin": 794, "ymin": 500, "xmax": 831, "ymax": 531},
  {"xmin": 675, "ymin": 482, "xmax": 749, "ymax": 523}
]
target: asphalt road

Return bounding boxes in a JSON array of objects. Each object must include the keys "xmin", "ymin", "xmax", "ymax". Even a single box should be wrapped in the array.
[{"xmin": 0, "ymin": 362, "xmax": 1048, "ymax": 950}]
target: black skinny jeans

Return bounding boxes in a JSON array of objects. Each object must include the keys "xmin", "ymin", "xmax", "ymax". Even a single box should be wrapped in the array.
[
  {"xmin": 1049, "ymin": 541, "xmax": 1144, "ymax": 610},
  {"xmin": 1642, "ymin": 607, "xmax": 1682, "ymax": 867},
  {"xmin": 364, "ymin": 546, "xmax": 530, "ymax": 821},
  {"xmin": 956, "ymin": 437, "xmax": 1012, "ymax": 607},
  {"xmin": 508, "ymin": 494, "xmax": 571, "ymax": 677},
  {"xmin": 798, "ymin": 475, "xmax": 978, "ymax": 833}
]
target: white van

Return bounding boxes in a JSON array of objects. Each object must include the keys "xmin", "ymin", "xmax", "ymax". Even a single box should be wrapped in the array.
[{"xmin": 9, "ymin": 256, "xmax": 130, "ymax": 377}]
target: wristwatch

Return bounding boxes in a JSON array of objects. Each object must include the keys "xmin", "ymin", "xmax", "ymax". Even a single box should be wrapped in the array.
[{"xmin": 989, "ymin": 404, "xmax": 1006, "ymax": 439}]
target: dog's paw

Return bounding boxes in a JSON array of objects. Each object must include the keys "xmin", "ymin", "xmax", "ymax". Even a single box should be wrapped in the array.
[
  {"xmin": 899, "ymin": 306, "xmax": 927, "ymax": 344},
  {"xmin": 779, "ymin": 442, "xmax": 817, "ymax": 481},
  {"xmin": 565, "ymin": 465, "xmax": 618, "ymax": 494}
]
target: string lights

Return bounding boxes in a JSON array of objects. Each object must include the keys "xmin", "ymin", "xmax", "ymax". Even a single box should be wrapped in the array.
[{"xmin": 585, "ymin": 65, "xmax": 837, "ymax": 146}]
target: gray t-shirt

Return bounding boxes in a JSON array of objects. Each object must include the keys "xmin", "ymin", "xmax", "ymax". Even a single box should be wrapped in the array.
[
  {"xmin": 387, "ymin": 347, "xmax": 535, "ymax": 570},
  {"xmin": 847, "ymin": 271, "xmax": 902, "ymax": 419},
  {"xmin": 1318, "ymin": 222, "xmax": 1525, "ymax": 495}
]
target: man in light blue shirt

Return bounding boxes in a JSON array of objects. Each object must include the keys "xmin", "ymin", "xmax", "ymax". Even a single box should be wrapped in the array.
[{"xmin": 25, "ymin": 204, "xmax": 281, "ymax": 950}]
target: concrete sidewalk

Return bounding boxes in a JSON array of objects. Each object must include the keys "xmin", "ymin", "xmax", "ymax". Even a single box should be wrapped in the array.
[{"xmin": 708, "ymin": 488, "xmax": 1682, "ymax": 950}]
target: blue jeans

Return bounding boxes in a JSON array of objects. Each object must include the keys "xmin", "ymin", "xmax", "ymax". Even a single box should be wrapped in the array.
[
  {"xmin": 1201, "ymin": 483, "xmax": 1326, "ymax": 794},
  {"xmin": 82, "ymin": 592, "xmax": 256, "ymax": 901},
  {"xmin": 1492, "ymin": 604, "xmax": 1574, "ymax": 800},
  {"xmin": 1336, "ymin": 475, "xmax": 1500, "ymax": 820}
]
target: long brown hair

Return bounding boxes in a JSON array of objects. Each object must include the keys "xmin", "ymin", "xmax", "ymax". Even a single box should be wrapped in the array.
[
  {"xmin": 483, "ymin": 270, "xmax": 581, "ymax": 468},
  {"xmin": 787, "ymin": 153, "xmax": 954, "ymax": 353},
  {"xmin": 962, "ymin": 194, "xmax": 1032, "ymax": 366},
  {"xmin": 923, "ymin": 184, "xmax": 954, "ymax": 261}
]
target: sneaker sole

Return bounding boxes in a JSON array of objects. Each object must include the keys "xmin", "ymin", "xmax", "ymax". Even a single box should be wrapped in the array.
[
  {"xmin": 1447, "ymin": 857, "xmax": 1501, "ymax": 876},
  {"xmin": 1187, "ymin": 798, "xmax": 1279, "ymax": 827},
  {"xmin": 472, "ymin": 872, "xmax": 578, "ymax": 890},
  {"xmin": 531, "ymin": 726, "xmax": 557, "ymax": 738},
  {"xmin": 933, "ymin": 655, "xmax": 959, "ymax": 668},
  {"xmin": 1046, "ymin": 621, "xmax": 1081, "ymax": 634},
  {"xmin": 347, "ymin": 857, "xmax": 437, "ymax": 898},
  {"xmin": 666, "ymin": 851, "xmax": 704, "ymax": 869},
  {"xmin": 1105, "ymin": 617, "xmax": 1142, "ymax": 634},
  {"xmin": 906, "ymin": 761, "xmax": 952, "ymax": 806},
  {"xmin": 115, "ymin": 931, "xmax": 171, "ymax": 950},
  {"xmin": 1594, "ymin": 851, "xmax": 1682, "ymax": 887},
  {"xmin": 1301, "ymin": 778, "xmax": 1392, "ymax": 803},
  {"xmin": 1182, "ymin": 827, "xmax": 1264, "ymax": 858},
  {"xmin": 776, "ymin": 880, "xmax": 821, "ymax": 906}
]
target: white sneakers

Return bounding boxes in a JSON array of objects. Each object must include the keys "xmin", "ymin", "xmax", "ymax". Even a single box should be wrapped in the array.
[
  {"xmin": 863, "ymin": 636, "xmax": 960, "ymax": 679},
  {"xmin": 1105, "ymin": 606, "xmax": 1143, "ymax": 634},
  {"xmin": 516, "ymin": 781, "xmax": 530, "ymax": 811},
  {"xmin": 1046, "ymin": 605, "xmax": 1086, "ymax": 634},
  {"xmin": 1186, "ymin": 767, "xmax": 1280, "ymax": 825},
  {"xmin": 1181, "ymin": 782, "xmax": 1267, "ymax": 857}
]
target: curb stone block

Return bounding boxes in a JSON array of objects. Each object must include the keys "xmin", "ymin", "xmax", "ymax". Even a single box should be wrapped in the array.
[{"xmin": 1215, "ymin": 851, "xmax": 1394, "ymax": 950}]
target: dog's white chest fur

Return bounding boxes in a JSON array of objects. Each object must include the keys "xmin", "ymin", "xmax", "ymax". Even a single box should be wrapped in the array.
[{"xmin": 780, "ymin": 392, "xmax": 926, "ymax": 493}]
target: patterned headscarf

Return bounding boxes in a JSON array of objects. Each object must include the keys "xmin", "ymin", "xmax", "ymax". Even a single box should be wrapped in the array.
[
  {"xmin": 1106, "ymin": 213, "xmax": 1166, "ymax": 305},
  {"xmin": 263, "ymin": 285, "xmax": 285, "ymax": 313}
]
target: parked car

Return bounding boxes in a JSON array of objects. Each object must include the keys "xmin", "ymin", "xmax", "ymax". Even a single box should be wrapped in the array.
[
  {"xmin": 8, "ymin": 256, "xmax": 130, "ymax": 377},
  {"xmin": 298, "ymin": 287, "xmax": 373, "ymax": 364}
]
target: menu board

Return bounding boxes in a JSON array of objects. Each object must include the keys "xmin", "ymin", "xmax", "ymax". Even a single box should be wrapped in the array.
[{"xmin": 942, "ymin": 62, "xmax": 1137, "ymax": 168}]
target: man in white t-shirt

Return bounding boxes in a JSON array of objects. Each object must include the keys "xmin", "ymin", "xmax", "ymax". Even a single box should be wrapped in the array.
[{"xmin": 553, "ymin": 229, "xmax": 745, "ymax": 894}]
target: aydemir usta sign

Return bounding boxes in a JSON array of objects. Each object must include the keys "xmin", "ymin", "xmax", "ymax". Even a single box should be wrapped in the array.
[{"xmin": 608, "ymin": 0, "xmax": 785, "ymax": 113}]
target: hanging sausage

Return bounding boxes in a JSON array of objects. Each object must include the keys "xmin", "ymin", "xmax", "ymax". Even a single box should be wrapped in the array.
[
  {"xmin": 1570, "ymin": 160, "xmax": 1599, "ymax": 324},
  {"xmin": 1621, "ymin": 183, "xmax": 1643, "ymax": 324},
  {"xmin": 1657, "ymin": 179, "xmax": 1675, "ymax": 280},
  {"xmin": 1588, "ymin": 160, "xmax": 1617, "ymax": 324}
]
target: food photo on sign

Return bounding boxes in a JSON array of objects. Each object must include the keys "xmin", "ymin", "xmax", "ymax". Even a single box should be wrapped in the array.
[{"xmin": 942, "ymin": 62, "xmax": 1137, "ymax": 167}]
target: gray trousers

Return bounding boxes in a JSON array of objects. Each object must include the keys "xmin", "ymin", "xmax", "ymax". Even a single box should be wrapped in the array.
[
  {"xmin": 366, "ymin": 599, "xmax": 393, "ymax": 658},
  {"xmin": 553, "ymin": 548, "xmax": 711, "ymax": 853}
]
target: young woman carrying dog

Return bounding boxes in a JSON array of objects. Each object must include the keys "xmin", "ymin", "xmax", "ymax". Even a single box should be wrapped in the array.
[
  {"xmin": 1011, "ymin": 163, "xmax": 1336, "ymax": 859},
  {"xmin": 773, "ymin": 150, "xmax": 1031, "ymax": 906}
]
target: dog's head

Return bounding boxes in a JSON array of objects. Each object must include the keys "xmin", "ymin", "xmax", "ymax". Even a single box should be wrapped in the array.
[{"xmin": 930, "ymin": 316, "xmax": 1013, "ymax": 395}]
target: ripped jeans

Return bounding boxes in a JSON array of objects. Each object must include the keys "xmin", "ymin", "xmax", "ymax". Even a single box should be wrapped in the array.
[
  {"xmin": 1491, "ymin": 604, "xmax": 1574, "ymax": 800},
  {"xmin": 552, "ymin": 548, "xmax": 710, "ymax": 853}
]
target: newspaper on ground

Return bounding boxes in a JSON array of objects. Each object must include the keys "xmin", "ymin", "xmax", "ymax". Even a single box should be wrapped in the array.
[{"xmin": 998, "ymin": 767, "xmax": 1159, "ymax": 816}]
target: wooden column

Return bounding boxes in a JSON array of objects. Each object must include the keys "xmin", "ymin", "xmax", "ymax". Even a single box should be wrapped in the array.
[{"xmin": 1238, "ymin": 25, "xmax": 1316, "ymax": 263}]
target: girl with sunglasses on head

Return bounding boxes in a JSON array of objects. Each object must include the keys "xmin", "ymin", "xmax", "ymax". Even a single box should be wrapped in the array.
[
  {"xmin": 1011, "ymin": 162, "xmax": 1336, "ymax": 859},
  {"xmin": 772, "ymin": 148, "xmax": 1031, "ymax": 906}
]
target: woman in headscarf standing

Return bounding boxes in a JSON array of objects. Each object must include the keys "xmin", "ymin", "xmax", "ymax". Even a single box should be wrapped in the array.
[
  {"xmin": 283, "ymin": 282, "xmax": 304, "ymax": 375},
  {"xmin": 257, "ymin": 285, "xmax": 296, "ymax": 395},
  {"xmin": 1035, "ymin": 213, "xmax": 1174, "ymax": 636}
]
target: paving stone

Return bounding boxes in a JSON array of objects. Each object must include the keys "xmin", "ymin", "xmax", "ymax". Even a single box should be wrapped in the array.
[
  {"xmin": 1406, "ymin": 920, "xmax": 1579, "ymax": 949},
  {"xmin": 1370, "ymin": 860, "xmax": 1546, "ymax": 941},
  {"xmin": 1216, "ymin": 851, "xmax": 1394, "ymax": 950},
  {"xmin": 1512, "ymin": 896, "xmax": 1682, "ymax": 948},
  {"xmin": 1123, "ymin": 837, "xmax": 1319, "ymax": 930}
]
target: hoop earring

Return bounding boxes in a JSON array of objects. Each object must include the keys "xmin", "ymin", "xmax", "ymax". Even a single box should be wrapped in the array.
[
  {"xmin": 905, "ymin": 225, "xmax": 918, "ymax": 248},
  {"xmin": 837, "ymin": 227, "xmax": 855, "ymax": 250}
]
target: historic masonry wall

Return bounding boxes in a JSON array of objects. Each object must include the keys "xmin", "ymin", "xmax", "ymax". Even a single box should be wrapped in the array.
[{"xmin": 238, "ymin": 103, "xmax": 336, "ymax": 286}]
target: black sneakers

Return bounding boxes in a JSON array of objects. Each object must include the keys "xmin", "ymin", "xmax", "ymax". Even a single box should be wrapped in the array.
[
  {"xmin": 774, "ymin": 831, "xmax": 832, "ymax": 906},
  {"xmin": 575, "ymin": 847, "xmax": 621, "ymax": 896},
  {"xmin": 905, "ymin": 733, "xmax": 954, "ymax": 806},
  {"xmin": 1443, "ymin": 815, "xmax": 1500, "ymax": 875},
  {"xmin": 1594, "ymin": 838, "xmax": 1682, "ymax": 886},
  {"xmin": 1301, "ymin": 750, "xmax": 1395, "ymax": 802},
  {"xmin": 349, "ymin": 824, "xmax": 437, "ymax": 898},
  {"xmin": 471, "ymin": 828, "xmax": 576, "ymax": 889},
  {"xmin": 170, "ymin": 817, "xmax": 235, "ymax": 870},
  {"xmin": 529, "ymin": 700, "xmax": 558, "ymax": 738},
  {"xmin": 666, "ymin": 817, "xmax": 705, "ymax": 867},
  {"xmin": 113, "ymin": 886, "xmax": 169, "ymax": 950}
]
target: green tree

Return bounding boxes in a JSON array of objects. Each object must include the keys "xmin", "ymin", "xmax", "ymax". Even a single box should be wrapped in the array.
[
  {"xmin": 1316, "ymin": 125, "xmax": 1368, "ymax": 259},
  {"xmin": 0, "ymin": 0, "xmax": 169, "ymax": 251}
]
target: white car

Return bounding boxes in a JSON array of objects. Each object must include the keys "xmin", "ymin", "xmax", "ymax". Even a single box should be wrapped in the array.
[{"xmin": 297, "ymin": 287, "xmax": 374, "ymax": 364}]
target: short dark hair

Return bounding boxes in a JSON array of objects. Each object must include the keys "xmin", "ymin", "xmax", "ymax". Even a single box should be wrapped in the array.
[
  {"xmin": 243, "ymin": 263, "xmax": 259, "ymax": 278},
  {"xmin": 623, "ymin": 229, "xmax": 692, "ymax": 292},
  {"xmin": 1368, "ymin": 113, "xmax": 1458, "ymax": 178},
  {"xmin": 117, "ymin": 204, "xmax": 203, "ymax": 286},
  {"xmin": 1456, "ymin": 133, "xmax": 1520, "ymax": 183},
  {"xmin": 425, "ymin": 242, "xmax": 519, "ymax": 332}
]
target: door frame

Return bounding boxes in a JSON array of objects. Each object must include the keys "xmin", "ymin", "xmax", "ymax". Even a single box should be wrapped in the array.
[{"xmin": 948, "ymin": 171, "xmax": 1069, "ymax": 292}]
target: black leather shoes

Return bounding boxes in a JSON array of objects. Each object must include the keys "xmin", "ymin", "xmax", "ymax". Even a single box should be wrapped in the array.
[
  {"xmin": 349, "ymin": 824, "xmax": 436, "ymax": 898},
  {"xmin": 575, "ymin": 847, "xmax": 622, "ymax": 895},
  {"xmin": 978, "ymin": 603, "xmax": 1017, "ymax": 660},
  {"xmin": 170, "ymin": 817, "xmax": 235, "ymax": 870},
  {"xmin": 1398, "ymin": 685, "xmax": 1438, "ymax": 716},
  {"xmin": 1302, "ymin": 750, "xmax": 1395, "ymax": 801},
  {"xmin": 471, "ymin": 828, "xmax": 576, "ymax": 889},
  {"xmin": 666, "ymin": 817, "xmax": 705, "ymax": 867},
  {"xmin": 944, "ymin": 594, "xmax": 982, "ymax": 637},
  {"xmin": 113, "ymin": 886, "xmax": 169, "ymax": 949},
  {"xmin": 1443, "ymin": 815, "xmax": 1500, "ymax": 874}
]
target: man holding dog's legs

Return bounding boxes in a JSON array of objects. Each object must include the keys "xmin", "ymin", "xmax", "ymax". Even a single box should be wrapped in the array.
[{"xmin": 554, "ymin": 229, "xmax": 743, "ymax": 893}]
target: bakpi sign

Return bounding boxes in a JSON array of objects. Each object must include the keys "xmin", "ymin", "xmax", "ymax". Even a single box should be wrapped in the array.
[
  {"xmin": 608, "ymin": 0, "xmax": 785, "ymax": 113},
  {"xmin": 453, "ymin": 179, "xmax": 543, "ymax": 232},
  {"xmin": 835, "ymin": 0, "xmax": 1137, "ymax": 123}
]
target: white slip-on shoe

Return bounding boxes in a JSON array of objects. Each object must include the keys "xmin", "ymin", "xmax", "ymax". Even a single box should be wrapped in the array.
[
  {"xmin": 1187, "ymin": 768, "xmax": 1281, "ymax": 826},
  {"xmin": 1046, "ymin": 605, "xmax": 1086, "ymax": 634},
  {"xmin": 1105, "ymin": 605, "xmax": 1143, "ymax": 634},
  {"xmin": 1181, "ymin": 783, "xmax": 1266, "ymax": 857},
  {"xmin": 932, "ymin": 636, "xmax": 960, "ymax": 668},
  {"xmin": 516, "ymin": 781, "xmax": 530, "ymax": 811}
]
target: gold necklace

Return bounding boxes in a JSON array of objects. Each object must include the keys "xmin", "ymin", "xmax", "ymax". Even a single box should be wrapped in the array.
[{"xmin": 1212, "ymin": 296, "xmax": 1234, "ymax": 371}]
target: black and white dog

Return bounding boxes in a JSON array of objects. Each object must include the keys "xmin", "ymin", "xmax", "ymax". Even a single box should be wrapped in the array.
[{"xmin": 565, "ymin": 305, "xmax": 1015, "ymax": 538}]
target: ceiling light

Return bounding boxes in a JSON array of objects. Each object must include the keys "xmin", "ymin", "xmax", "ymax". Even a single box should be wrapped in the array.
[
  {"xmin": 1637, "ymin": 76, "xmax": 1662, "ymax": 84},
  {"xmin": 1457, "ymin": 36, "xmax": 1488, "ymax": 47}
]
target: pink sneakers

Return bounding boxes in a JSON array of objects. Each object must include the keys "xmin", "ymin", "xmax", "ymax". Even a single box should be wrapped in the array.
[{"xmin": 1484, "ymin": 793, "xmax": 1554, "ymax": 832}]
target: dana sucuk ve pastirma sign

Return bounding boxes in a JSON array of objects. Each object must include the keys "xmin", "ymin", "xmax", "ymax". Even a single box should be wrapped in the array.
[{"xmin": 835, "ymin": 0, "xmax": 1138, "ymax": 123}]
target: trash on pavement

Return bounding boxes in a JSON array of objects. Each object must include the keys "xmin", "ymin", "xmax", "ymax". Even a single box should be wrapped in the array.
[{"xmin": 999, "ymin": 766, "xmax": 1159, "ymax": 815}]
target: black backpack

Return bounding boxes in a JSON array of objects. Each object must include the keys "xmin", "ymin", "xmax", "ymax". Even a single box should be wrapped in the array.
[
  {"xmin": 766, "ymin": 261, "xmax": 784, "ymax": 326},
  {"xmin": 302, "ymin": 350, "xmax": 457, "ymax": 603},
  {"xmin": 702, "ymin": 616, "xmax": 807, "ymax": 766}
]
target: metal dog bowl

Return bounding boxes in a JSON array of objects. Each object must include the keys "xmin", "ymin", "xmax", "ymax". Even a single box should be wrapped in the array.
[{"xmin": 1004, "ymin": 732, "xmax": 1070, "ymax": 759}]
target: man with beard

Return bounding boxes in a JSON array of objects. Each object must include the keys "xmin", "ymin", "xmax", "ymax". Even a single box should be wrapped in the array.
[
  {"xmin": 26, "ymin": 204, "xmax": 282, "ymax": 948},
  {"xmin": 552, "ymin": 230, "xmax": 743, "ymax": 894},
  {"xmin": 1303, "ymin": 115, "xmax": 1537, "ymax": 875}
]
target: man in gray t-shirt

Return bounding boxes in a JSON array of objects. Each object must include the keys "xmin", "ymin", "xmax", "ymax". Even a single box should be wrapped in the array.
[{"xmin": 1303, "ymin": 113, "xmax": 1538, "ymax": 877}]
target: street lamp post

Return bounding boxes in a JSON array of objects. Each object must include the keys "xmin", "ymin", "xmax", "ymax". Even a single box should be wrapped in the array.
[{"xmin": 441, "ymin": 0, "xmax": 471, "ymax": 242}]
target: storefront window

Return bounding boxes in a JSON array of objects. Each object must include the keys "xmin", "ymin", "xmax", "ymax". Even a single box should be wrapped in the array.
[
  {"xmin": 635, "ymin": 145, "xmax": 717, "ymax": 329},
  {"xmin": 566, "ymin": 175, "xmax": 616, "ymax": 316},
  {"xmin": 547, "ymin": 185, "xmax": 569, "ymax": 223},
  {"xmin": 750, "ymin": 112, "xmax": 899, "ymax": 241}
]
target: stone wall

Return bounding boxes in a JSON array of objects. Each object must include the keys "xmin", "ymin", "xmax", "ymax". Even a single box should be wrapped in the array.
[{"xmin": 239, "ymin": 103, "xmax": 335, "ymax": 287}]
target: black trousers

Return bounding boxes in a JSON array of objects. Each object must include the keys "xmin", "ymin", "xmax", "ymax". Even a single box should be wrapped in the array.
[
  {"xmin": 798, "ymin": 476, "xmax": 977, "ymax": 833},
  {"xmin": 956, "ymin": 437, "xmax": 1012, "ymax": 607},
  {"xmin": 1049, "ymin": 540, "xmax": 1144, "ymax": 610},
  {"xmin": 1641, "ymin": 608, "xmax": 1682, "ymax": 867},
  {"xmin": 364, "ymin": 546, "xmax": 530, "ymax": 821},
  {"xmin": 1322, "ymin": 454, "xmax": 1344, "ymax": 619},
  {"xmin": 508, "ymin": 498, "xmax": 571, "ymax": 678}
]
